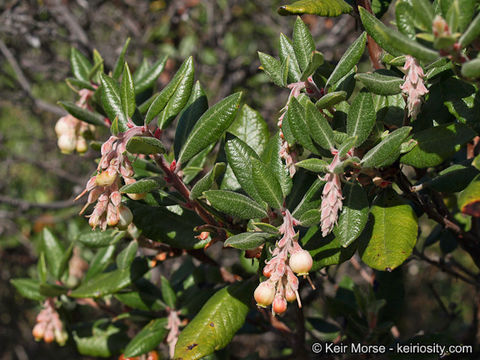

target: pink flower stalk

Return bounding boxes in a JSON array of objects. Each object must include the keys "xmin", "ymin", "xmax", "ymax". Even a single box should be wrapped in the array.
[
  {"xmin": 278, "ymin": 76, "xmax": 322, "ymax": 177},
  {"xmin": 32, "ymin": 298, "xmax": 68, "ymax": 345},
  {"xmin": 400, "ymin": 56, "xmax": 428, "ymax": 121},
  {"xmin": 55, "ymin": 89, "xmax": 96, "ymax": 154},
  {"xmin": 166, "ymin": 310, "xmax": 181, "ymax": 358},
  {"xmin": 320, "ymin": 152, "xmax": 343, "ymax": 237},
  {"xmin": 76, "ymin": 125, "xmax": 150, "ymax": 230},
  {"xmin": 255, "ymin": 210, "xmax": 313, "ymax": 315}
]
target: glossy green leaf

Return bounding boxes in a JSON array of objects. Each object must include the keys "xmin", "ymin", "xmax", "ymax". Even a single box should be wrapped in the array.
[
  {"xmin": 179, "ymin": 92, "xmax": 242, "ymax": 164},
  {"xmin": 229, "ymin": 105, "xmax": 269, "ymax": 155},
  {"xmin": 10, "ymin": 278, "xmax": 45, "ymax": 301},
  {"xmin": 334, "ymin": 182, "xmax": 369, "ymax": 247},
  {"xmin": 446, "ymin": 0, "xmax": 475, "ymax": 33},
  {"xmin": 411, "ymin": 0, "xmax": 434, "ymax": 30},
  {"xmin": 315, "ymin": 91, "xmax": 347, "ymax": 109},
  {"xmin": 73, "ymin": 321, "xmax": 128, "ymax": 358},
  {"xmin": 70, "ymin": 48, "xmax": 92, "ymax": 82},
  {"xmin": 39, "ymin": 283, "xmax": 69, "ymax": 297},
  {"xmin": 85, "ymin": 245, "xmax": 116, "ymax": 281},
  {"xmin": 359, "ymin": 7, "xmax": 438, "ymax": 62},
  {"xmin": 251, "ymin": 222, "xmax": 281, "ymax": 234},
  {"xmin": 460, "ymin": 12, "xmax": 480, "ymax": 47},
  {"xmin": 458, "ymin": 174, "xmax": 480, "ymax": 217},
  {"xmin": 37, "ymin": 252, "xmax": 47, "ymax": 283},
  {"xmin": 100, "ymin": 73, "xmax": 128, "ymax": 133},
  {"xmin": 347, "ymin": 91, "xmax": 376, "ymax": 147},
  {"xmin": 115, "ymin": 290, "xmax": 166, "ymax": 312},
  {"xmin": 326, "ymin": 32, "xmax": 366, "ymax": 87},
  {"xmin": 285, "ymin": 98, "xmax": 318, "ymax": 153},
  {"xmin": 161, "ymin": 276, "xmax": 177, "ymax": 308},
  {"xmin": 305, "ymin": 100, "xmax": 335, "ymax": 150},
  {"xmin": 204, "ymin": 190, "xmax": 267, "ymax": 219},
  {"xmin": 42, "ymin": 228, "xmax": 65, "ymax": 280},
  {"xmin": 174, "ymin": 281, "xmax": 253, "ymax": 360},
  {"xmin": 124, "ymin": 319, "xmax": 168, "ymax": 358},
  {"xmin": 261, "ymin": 133, "xmax": 293, "ymax": 198},
  {"xmin": 292, "ymin": 178, "xmax": 325, "ymax": 218},
  {"xmin": 278, "ymin": 0, "xmax": 353, "ymax": 17},
  {"xmin": 359, "ymin": 189, "xmax": 418, "ymax": 271},
  {"xmin": 293, "ymin": 16, "xmax": 316, "ymax": 72},
  {"xmin": 134, "ymin": 56, "xmax": 167, "ymax": 94},
  {"xmin": 279, "ymin": 34, "xmax": 302, "ymax": 83},
  {"xmin": 59, "ymin": 101, "xmax": 107, "ymax": 127},
  {"xmin": 190, "ymin": 163, "xmax": 226, "ymax": 199},
  {"xmin": 77, "ymin": 229, "xmax": 124, "ymax": 248},
  {"xmin": 112, "ymin": 38, "xmax": 131, "ymax": 80},
  {"xmin": 295, "ymin": 158, "xmax": 329, "ymax": 173},
  {"xmin": 461, "ymin": 58, "xmax": 480, "ymax": 78},
  {"xmin": 116, "ymin": 241, "xmax": 138, "ymax": 269},
  {"xmin": 174, "ymin": 81, "xmax": 209, "ymax": 159},
  {"xmin": 301, "ymin": 51, "xmax": 325, "ymax": 81},
  {"xmin": 299, "ymin": 208, "xmax": 321, "ymax": 226},
  {"xmin": 251, "ymin": 158, "xmax": 284, "ymax": 209},
  {"xmin": 400, "ymin": 123, "xmax": 476, "ymax": 168},
  {"xmin": 121, "ymin": 63, "xmax": 136, "ymax": 118},
  {"xmin": 355, "ymin": 72, "xmax": 403, "ymax": 95},
  {"xmin": 66, "ymin": 77, "xmax": 95, "ymax": 91},
  {"xmin": 362, "ymin": 127, "xmax": 412, "ymax": 168},
  {"xmin": 224, "ymin": 232, "xmax": 271, "ymax": 250},
  {"xmin": 425, "ymin": 164, "xmax": 479, "ymax": 193},
  {"xmin": 120, "ymin": 178, "xmax": 163, "ymax": 194},
  {"xmin": 395, "ymin": 0, "xmax": 416, "ymax": 38},
  {"xmin": 126, "ymin": 136, "xmax": 166, "ymax": 155},
  {"xmin": 258, "ymin": 52, "xmax": 285, "ymax": 87},
  {"xmin": 372, "ymin": 0, "xmax": 393, "ymax": 17},
  {"xmin": 58, "ymin": 243, "xmax": 74, "ymax": 281}
]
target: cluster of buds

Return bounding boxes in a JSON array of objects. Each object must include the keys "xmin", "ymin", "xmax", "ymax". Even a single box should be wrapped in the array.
[
  {"xmin": 166, "ymin": 309, "xmax": 182, "ymax": 358},
  {"xmin": 400, "ymin": 55, "xmax": 429, "ymax": 121},
  {"xmin": 76, "ymin": 126, "xmax": 150, "ymax": 230},
  {"xmin": 55, "ymin": 89, "xmax": 95, "ymax": 154},
  {"xmin": 32, "ymin": 299, "xmax": 68, "ymax": 345},
  {"xmin": 432, "ymin": 15, "xmax": 468, "ymax": 63},
  {"xmin": 254, "ymin": 210, "xmax": 313, "ymax": 315},
  {"xmin": 320, "ymin": 151, "xmax": 344, "ymax": 237},
  {"xmin": 278, "ymin": 76, "xmax": 323, "ymax": 178}
]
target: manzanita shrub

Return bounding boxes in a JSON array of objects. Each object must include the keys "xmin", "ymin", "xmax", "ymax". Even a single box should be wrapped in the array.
[{"xmin": 11, "ymin": 0, "xmax": 480, "ymax": 359}]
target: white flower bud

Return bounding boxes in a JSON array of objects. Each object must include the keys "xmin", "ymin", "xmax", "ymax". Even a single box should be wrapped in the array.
[
  {"xmin": 254, "ymin": 281, "xmax": 275, "ymax": 307},
  {"xmin": 57, "ymin": 134, "xmax": 76, "ymax": 154},
  {"xmin": 288, "ymin": 250, "xmax": 313, "ymax": 276},
  {"xmin": 117, "ymin": 204, "xmax": 133, "ymax": 230}
]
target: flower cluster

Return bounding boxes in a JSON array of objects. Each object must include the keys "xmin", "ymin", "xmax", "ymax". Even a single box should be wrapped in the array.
[
  {"xmin": 55, "ymin": 89, "xmax": 95, "ymax": 154},
  {"xmin": 254, "ymin": 210, "xmax": 313, "ymax": 315},
  {"xmin": 76, "ymin": 126, "xmax": 150, "ymax": 230},
  {"xmin": 400, "ymin": 55, "xmax": 428, "ymax": 121},
  {"xmin": 320, "ymin": 151, "xmax": 343, "ymax": 237},
  {"xmin": 166, "ymin": 310, "xmax": 182, "ymax": 358},
  {"xmin": 32, "ymin": 299, "xmax": 68, "ymax": 345}
]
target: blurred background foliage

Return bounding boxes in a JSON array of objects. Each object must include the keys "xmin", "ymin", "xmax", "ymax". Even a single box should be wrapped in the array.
[{"xmin": 0, "ymin": 0, "xmax": 477, "ymax": 359}]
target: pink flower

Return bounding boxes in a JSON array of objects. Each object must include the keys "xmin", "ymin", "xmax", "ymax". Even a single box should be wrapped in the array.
[
  {"xmin": 320, "ymin": 152, "xmax": 343, "ymax": 237},
  {"xmin": 400, "ymin": 56, "xmax": 428, "ymax": 121}
]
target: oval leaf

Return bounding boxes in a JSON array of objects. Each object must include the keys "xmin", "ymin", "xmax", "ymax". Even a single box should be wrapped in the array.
[
  {"xmin": 278, "ymin": 0, "xmax": 353, "ymax": 17},
  {"xmin": 355, "ymin": 72, "xmax": 403, "ymax": 95},
  {"xmin": 347, "ymin": 91, "xmax": 376, "ymax": 147},
  {"xmin": 204, "ymin": 190, "xmax": 267, "ymax": 220},
  {"xmin": 224, "ymin": 232, "xmax": 271, "ymax": 250},
  {"xmin": 126, "ymin": 136, "xmax": 166, "ymax": 155},
  {"xmin": 458, "ymin": 174, "xmax": 480, "ymax": 217},
  {"xmin": 362, "ymin": 127, "xmax": 412, "ymax": 168},
  {"xmin": 124, "ymin": 319, "xmax": 168, "ymax": 358},
  {"xmin": 251, "ymin": 158, "xmax": 284, "ymax": 210}
]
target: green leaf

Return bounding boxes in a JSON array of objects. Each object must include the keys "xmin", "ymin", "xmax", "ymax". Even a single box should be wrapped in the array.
[
  {"xmin": 11, "ymin": 278, "xmax": 45, "ymax": 301},
  {"xmin": 315, "ymin": 91, "xmax": 347, "ymax": 109},
  {"xmin": 395, "ymin": 0, "xmax": 416, "ymax": 38},
  {"xmin": 174, "ymin": 281, "xmax": 253, "ymax": 359},
  {"xmin": 190, "ymin": 163, "xmax": 226, "ymax": 200},
  {"xmin": 100, "ymin": 73, "xmax": 128, "ymax": 133},
  {"xmin": 295, "ymin": 158, "xmax": 329, "ymax": 173},
  {"xmin": 347, "ymin": 91, "xmax": 376, "ymax": 147},
  {"xmin": 204, "ymin": 190, "xmax": 267, "ymax": 219},
  {"xmin": 134, "ymin": 56, "xmax": 168, "ymax": 94},
  {"xmin": 334, "ymin": 182, "xmax": 369, "ymax": 247},
  {"xmin": 261, "ymin": 134, "xmax": 293, "ymax": 198},
  {"xmin": 115, "ymin": 290, "xmax": 166, "ymax": 312},
  {"xmin": 359, "ymin": 189, "xmax": 418, "ymax": 271},
  {"xmin": 126, "ymin": 136, "xmax": 166, "ymax": 155},
  {"xmin": 279, "ymin": 34, "xmax": 302, "ymax": 83},
  {"xmin": 359, "ymin": 7, "xmax": 439, "ymax": 62},
  {"xmin": 458, "ymin": 174, "xmax": 480, "ymax": 217},
  {"xmin": 400, "ymin": 123, "xmax": 476, "ymax": 168},
  {"xmin": 355, "ymin": 72, "xmax": 403, "ymax": 95},
  {"xmin": 372, "ymin": 0, "xmax": 393, "ymax": 17},
  {"xmin": 59, "ymin": 101, "xmax": 107, "ymax": 127},
  {"xmin": 362, "ymin": 127, "xmax": 412, "ymax": 168},
  {"xmin": 116, "ymin": 241, "xmax": 138, "ymax": 269},
  {"xmin": 251, "ymin": 222, "xmax": 281, "ymax": 234},
  {"xmin": 278, "ymin": 0, "xmax": 353, "ymax": 17},
  {"xmin": 305, "ymin": 100, "xmax": 335, "ymax": 150},
  {"xmin": 459, "ymin": 11, "xmax": 480, "ymax": 47},
  {"xmin": 124, "ymin": 319, "xmax": 168, "ymax": 358},
  {"xmin": 425, "ymin": 164, "xmax": 479, "ymax": 193},
  {"xmin": 70, "ymin": 48, "xmax": 92, "ymax": 82},
  {"xmin": 461, "ymin": 58, "xmax": 480, "ymax": 78},
  {"xmin": 179, "ymin": 92, "xmax": 242, "ymax": 164},
  {"xmin": 112, "ymin": 38, "xmax": 131, "ymax": 80},
  {"xmin": 38, "ymin": 252, "xmax": 47, "ymax": 283},
  {"xmin": 326, "ymin": 32, "xmax": 366, "ymax": 87},
  {"xmin": 293, "ymin": 17, "xmax": 316, "ymax": 72},
  {"xmin": 251, "ymin": 158, "xmax": 284, "ymax": 210},
  {"xmin": 228, "ymin": 105, "xmax": 269, "ymax": 156},
  {"xmin": 285, "ymin": 98, "xmax": 318, "ymax": 153},
  {"xmin": 121, "ymin": 63, "xmax": 136, "ymax": 118},
  {"xmin": 161, "ymin": 276, "xmax": 177, "ymax": 308},
  {"xmin": 225, "ymin": 135, "xmax": 264, "ymax": 204},
  {"xmin": 301, "ymin": 51, "xmax": 325, "ymax": 81},
  {"xmin": 299, "ymin": 209, "xmax": 321, "ymax": 226},
  {"xmin": 42, "ymin": 228, "xmax": 65, "ymax": 280},
  {"xmin": 145, "ymin": 57, "xmax": 194, "ymax": 126},
  {"xmin": 224, "ymin": 232, "xmax": 271, "ymax": 250},
  {"xmin": 66, "ymin": 77, "xmax": 95, "ymax": 91},
  {"xmin": 337, "ymin": 136, "xmax": 357, "ymax": 157},
  {"xmin": 174, "ymin": 81, "xmax": 209, "ymax": 159},
  {"xmin": 77, "ymin": 229, "xmax": 124, "ymax": 248},
  {"xmin": 70, "ymin": 259, "xmax": 148, "ymax": 298},
  {"xmin": 258, "ymin": 52, "xmax": 285, "ymax": 87},
  {"xmin": 120, "ymin": 177, "xmax": 163, "ymax": 194},
  {"xmin": 39, "ymin": 283, "xmax": 69, "ymax": 297},
  {"xmin": 85, "ymin": 245, "xmax": 116, "ymax": 281},
  {"xmin": 73, "ymin": 321, "xmax": 128, "ymax": 358},
  {"xmin": 411, "ymin": 0, "xmax": 434, "ymax": 30},
  {"xmin": 292, "ymin": 178, "xmax": 325, "ymax": 218},
  {"xmin": 58, "ymin": 243, "xmax": 74, "ymax": 280}
]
